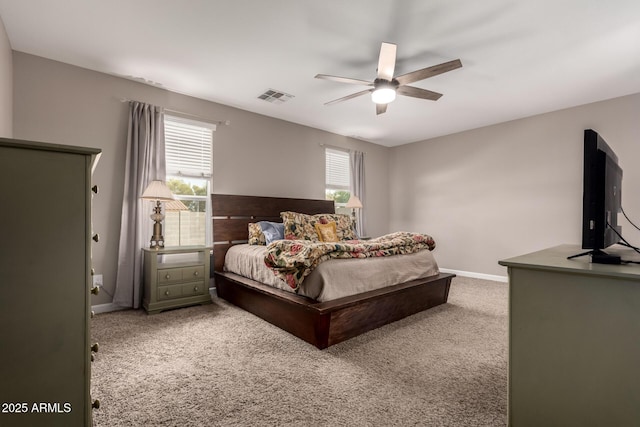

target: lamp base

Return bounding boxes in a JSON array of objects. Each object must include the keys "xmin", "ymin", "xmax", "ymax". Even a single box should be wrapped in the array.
[
  {"xmin": 149, "ymin": 240, "xmax": 164, "ymax": 250},
  {"xmin": 149, "ymin": 202, "xmax": 165, "ymax": 250},
  {"xmin": 351, "ymin": 209, "xmax": 358, "ymax": 238}
]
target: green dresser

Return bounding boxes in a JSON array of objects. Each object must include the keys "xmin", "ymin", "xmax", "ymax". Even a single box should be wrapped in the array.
[
  {"xmin": 0, "ymin": 138, "xmax": 101, "ymax": 426},
  {"xmin": 500, "ymin": 244, "xmax": 640, "ymax": 427}
]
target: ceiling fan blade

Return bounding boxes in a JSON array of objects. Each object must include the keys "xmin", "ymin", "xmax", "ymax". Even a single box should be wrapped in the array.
[
  {"xmin": 397, "ymin": 85, "xmax": 443, "ymax": 101},
  {"xmin": 324, "ymin": 89, "xmax": 373, "ymax": 106},
  {"xmin": 315, "ymin": 74, "xmax": 373, "ymax": 86},
  {"xmin": 376, "ymin": 103, "xmax": 388, "ymax": 115},
  {"xmin": 377, "ymin": 42, "xmax": 397, "ymax": 80},
  {"xmin": 395, "ymin": 59, "xmax": 462, "ymax": 86}
]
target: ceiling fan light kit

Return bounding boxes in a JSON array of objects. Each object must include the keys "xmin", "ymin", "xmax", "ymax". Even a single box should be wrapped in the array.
[
  {"xmin": 315, "ymin": 42, "xmax": 462, "ymax": 115},
  {"xmin": 371, "ymin": 79, "xmax": 398, "ymax": 104},
  {"xmin": 371, "ymin": 88, "xmax": 396, "ymax": 104}
]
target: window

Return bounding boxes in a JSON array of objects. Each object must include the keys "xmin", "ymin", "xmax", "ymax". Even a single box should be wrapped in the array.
[
  {"xmin": 325, "ymin": 147, "xmax": 350, "ymax": 215},
  {"xmin": 164, "ymin": 115, "xmax": 215, "ymax": 247}
]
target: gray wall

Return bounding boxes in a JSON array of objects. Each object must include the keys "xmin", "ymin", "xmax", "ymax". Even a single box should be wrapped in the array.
[
  {"xmin": 390, "ymin": 93, "xmax": 640, "ymax": 278},
  {"xmin": 12, "ymin": 52, "xmax": 391, "ymax": 305},
  {"xmin": 0, "ymin": 16, "xmax": 11, "ymax": 137},
  {"xmin": 12, "ymin": 50, "xmax": 640, "ymax": 289}
]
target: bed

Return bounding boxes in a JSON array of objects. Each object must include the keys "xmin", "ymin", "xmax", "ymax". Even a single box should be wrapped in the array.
[{"xmin": 212, "ymin": 193, "xmax": 455, "ymax": 349}]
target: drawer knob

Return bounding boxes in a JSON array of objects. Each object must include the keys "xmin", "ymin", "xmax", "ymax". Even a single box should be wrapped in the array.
[
  {"xmin": 165, "ymin": 273, "xmax": 171, "ymax": 280},
  {"xmin": 91, "ymin": 286, "xmax": 100, "ymax": 295},
  {"xmin": 194, "ymin": 286, "xmax": 199, "ymax": 292},
  {"xmin": 193, "ymin": 271, "xmax": 199, "ymax": 276},
  {"xmin": 91, "ymin": 343, "xmax": 99, "ymax": 353},
  {"xmin": 93, "ymin": 233, "xmax": 100, "ymax": 243},
  {"xmin": 92, "ymin": 185, "xmax": 99, "ymax": 194},
  {"xmin": 92, "ymin": 399, "xmax": 100, "ymax": 410},
  {"xmin": 91, "ymin": 354, "xmax": 95, "ymax": 362},
  {"xmin": 91, "ymin": 310, "xmax": 95, "ymax": 318},
  {"xmin": 165, "ymin": 290, "xmax": 170, "ymax": 296},
  {"xmin": 91, "ymin": 268, "xmax": 95, "ymax": 276}
]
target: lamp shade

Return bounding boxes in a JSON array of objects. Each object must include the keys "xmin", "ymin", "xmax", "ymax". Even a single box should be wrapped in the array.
[
  {"xmin": 165, "ymin": 199, "xmax": 189, "ymax": 211},
  {"xmin": 141, "ymin": 180, "xmax": 175, "ymax": 201},
  {"xmin": 346, "ymin": 195, "xmax": 363, "ymax": 209}
]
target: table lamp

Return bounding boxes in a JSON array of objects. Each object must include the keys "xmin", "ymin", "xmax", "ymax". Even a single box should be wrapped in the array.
[{"xmin": 141, "ymin": 180, "xmax": 175, "ymax": 249}]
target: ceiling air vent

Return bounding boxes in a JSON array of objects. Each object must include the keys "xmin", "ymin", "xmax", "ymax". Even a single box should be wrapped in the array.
[{"xmin": 258, "ymin": 89, "xmax": 294, "ymax": 104}]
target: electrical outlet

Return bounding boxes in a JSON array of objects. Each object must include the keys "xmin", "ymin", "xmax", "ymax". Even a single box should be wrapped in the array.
[{"xmin": 93, "ymin": 274, "xmax": 103, "ymax": 287}]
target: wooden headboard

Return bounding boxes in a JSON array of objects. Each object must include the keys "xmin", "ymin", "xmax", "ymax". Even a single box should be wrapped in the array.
[{"xmin": 211, "ymin": 194, "xmax": 335, "ymax": 272}]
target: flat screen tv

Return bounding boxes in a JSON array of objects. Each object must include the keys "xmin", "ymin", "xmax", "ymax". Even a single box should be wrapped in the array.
[{"xmin": 572, "ymin": 129, "xmax": 623, "ymax": 263}]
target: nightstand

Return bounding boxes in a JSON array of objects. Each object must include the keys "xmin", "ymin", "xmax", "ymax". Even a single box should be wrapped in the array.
[{"xmin": 142, "ymin": 246, "xmax": 212, "ymax": 314}]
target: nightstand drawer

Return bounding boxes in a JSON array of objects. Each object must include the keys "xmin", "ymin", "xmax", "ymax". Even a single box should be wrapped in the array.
[
  {"xmin": 157, "ymin": 283, "xmax": 184, "ymax": 300},
  {"xmin": 181, "ymin": 281, "xmax": 207, "ymax": 296},
  {"xmin": 157, "ymin": 266, "xmax": 205, "ymax": 284},
  {"xmin": 183, "ymin": 266, "xmax": 205, "ymax": 281},
  {"xmin": 158, "ymin": 267, "xmax": 184, "ymax": 284}
]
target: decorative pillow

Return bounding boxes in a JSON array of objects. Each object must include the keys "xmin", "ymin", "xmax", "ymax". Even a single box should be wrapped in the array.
[
  {"xmin": 248, "ymin": 222, "xmax": 266, "ymax": 245},
  {"xmin": 281, "ymin": 211, "xmax": 356, "ymax": 241},
  {"xmin": 258, "ymin": 221, "xmax": 285, "ymax": 245},
  {"xmin": 314, "ymin": 221, "xmax": 338, "ymax": 242},
  {"xmin": 317, "ymin": 213, "xmax": 356, "ymax": 240},
  {"xmin": 281, "ymin": 211, "xmax": 319, "ymax": 241}
]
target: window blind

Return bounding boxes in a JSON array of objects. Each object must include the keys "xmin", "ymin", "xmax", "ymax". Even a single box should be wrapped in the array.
[
  {"xmin": 325, "ymin": 148, "xmax": 350, "ymax": 190},
  {"xmin": 165, "ymin": 116, "xmax": 214, "ymax": 178}
]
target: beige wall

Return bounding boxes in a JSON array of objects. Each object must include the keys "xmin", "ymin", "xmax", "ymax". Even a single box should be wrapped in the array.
[
  {"xmin": 12, "ymin": 52, "xmax": 390, "ymax": 305},
  {"xmin": 390, "ymin": 93, "xmax": 640, "ymax": 278},
  {"xmin": 0, "ymin": 16, "xmax": 11, "ymax": 137}
]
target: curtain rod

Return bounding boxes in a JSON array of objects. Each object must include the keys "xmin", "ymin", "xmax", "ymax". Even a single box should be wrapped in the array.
[
  {"xmin": 119, "ymin": 98, "xmax": 230, "ymax": 126},
  {"xmin": 319, "ymin": 143, "xmax": 366, "ymax": 155}
]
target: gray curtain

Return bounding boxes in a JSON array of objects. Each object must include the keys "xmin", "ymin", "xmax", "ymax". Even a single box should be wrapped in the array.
[
  {"xmin": 113, "ymin": 102, "xmax": 165, "ymax": 308},
  {"xmin": 350, "ymin": 150, "xmax": 365, "ymax": 237}
]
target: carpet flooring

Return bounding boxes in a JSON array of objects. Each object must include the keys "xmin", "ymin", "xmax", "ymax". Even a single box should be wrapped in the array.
[{"xmin": 90, "ymin": 276, "xmax": 508, "ymax": 426}]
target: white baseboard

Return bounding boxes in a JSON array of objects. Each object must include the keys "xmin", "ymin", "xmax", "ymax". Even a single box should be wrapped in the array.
[
  {"xmin": 91, "ymin": 303, "xmax": 127, "ymax": 314},
  {"xmin": 440, "ymin": 268, "xmax": 508, "ymax": 283}
]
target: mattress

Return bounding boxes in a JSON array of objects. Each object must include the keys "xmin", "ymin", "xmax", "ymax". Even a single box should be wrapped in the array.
[{"xmin": 223, "ymin": 244, "xmax": 440, "ymax": 302}]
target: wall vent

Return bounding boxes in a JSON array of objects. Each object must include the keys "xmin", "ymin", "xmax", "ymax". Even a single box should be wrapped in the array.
[{"xmin": 258, "ymin": 89, "xmax": 294, "ymax": 104}]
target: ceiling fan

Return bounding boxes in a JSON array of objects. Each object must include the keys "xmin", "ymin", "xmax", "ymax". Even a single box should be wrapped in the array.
[{"xmin": 315, "ymin": 42, "xmax": 462, "ymax": 115}]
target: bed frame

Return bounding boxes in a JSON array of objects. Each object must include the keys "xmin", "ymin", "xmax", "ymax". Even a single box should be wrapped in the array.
[{"xmin": 212, "ymin": 193, "xmax": 455, "ymax": 349}]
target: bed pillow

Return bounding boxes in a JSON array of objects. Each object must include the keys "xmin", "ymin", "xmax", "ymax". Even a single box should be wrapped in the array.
[
  {"xmin": 281, "ymin": 211, "xmax": 319, "ymax": 241},
  {"xmin": 281, "ymin": 211, "xmax": 356, "ymax": 241},
  {"xmin": 248, "ymin": 222, "xmax": 266, "ymax": 245},
  {"xmin": 316, "ymin": 213, "xmax": 356, "ymax": 240},
  {"xmin": 314, "ymin": 221, "xmax": 338, "ymax": 242},
  {"xmin": 258, "ymin": 221, "xmax": 285, "ymax": 245}
]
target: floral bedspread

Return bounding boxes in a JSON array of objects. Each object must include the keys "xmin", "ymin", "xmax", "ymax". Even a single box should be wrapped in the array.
[{"xmin": 264, "ymin": 232, "xmax": 436, "ymax": 290}]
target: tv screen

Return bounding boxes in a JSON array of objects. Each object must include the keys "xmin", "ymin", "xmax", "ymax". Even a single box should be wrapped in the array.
[{"xmin": 581, "ymin": 129, "xmax": 623, "ymax": 258}]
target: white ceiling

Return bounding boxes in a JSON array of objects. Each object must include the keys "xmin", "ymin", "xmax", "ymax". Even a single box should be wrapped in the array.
[{"xmin": 1, "ymin": 0, "xmax": 640, "ymax": 147}]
